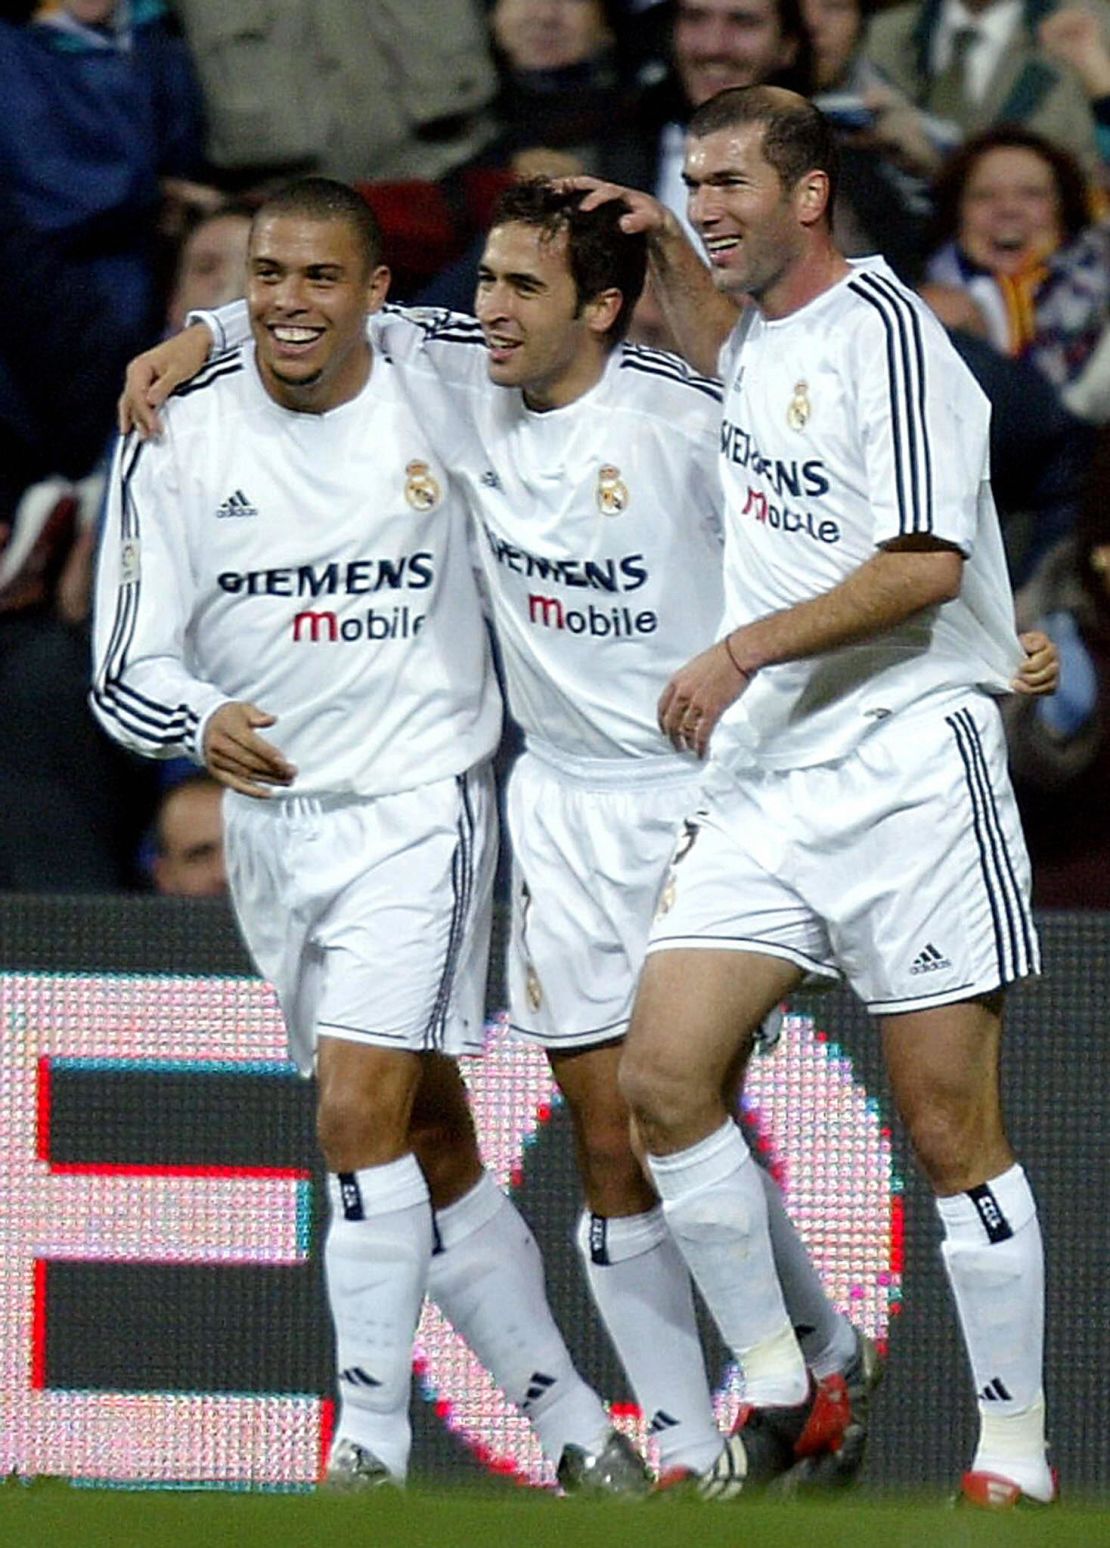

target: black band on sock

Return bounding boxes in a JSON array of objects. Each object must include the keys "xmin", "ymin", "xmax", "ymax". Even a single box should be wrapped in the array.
[
  {"xmin": 588, "ymin": 1212, "xmax": 610, "ymax": 1265},
  {"xmin": 967, "ymin": 1182, "xmax": 1013, "ymax": 1243},
  {"xmin": 337, "ymin": 1171, "xmax": 364, "ymax": 1221}
]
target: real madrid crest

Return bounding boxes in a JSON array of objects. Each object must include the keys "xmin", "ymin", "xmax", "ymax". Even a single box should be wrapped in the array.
[
  {"xmin": 526, "ymin": 965, "xmax": 544, "ymax": 1012},
  {"xmin": 787, "ymin": 381, "xmax": 811, "ymax": 431},
  {"xmin": 596, "ymin": 463, "xmax": 629, "ymax": 517},
  {"xmin": 404, "ymin": 459, "xmax": 441, "ymax": 512}
]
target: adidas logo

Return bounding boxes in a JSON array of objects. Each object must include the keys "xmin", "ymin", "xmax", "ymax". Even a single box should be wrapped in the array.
[
  {"xmin": 909, "ymin": 942, "xmax": 951, "ymax": 975},
  {"xmin": 479, "ymin": 469, "xmax": 501, "ymax": 490},
  {"xmin": 216, "ymin": 489, "xmax": 258, "ymax": 518},
  {"xmin": 522, "ymin": 1371, "xmax": 556, "ymax": 1409},
  {"xmin": 979, "ymin": 1377, "xmax": 1013, "ymax": 1403}
]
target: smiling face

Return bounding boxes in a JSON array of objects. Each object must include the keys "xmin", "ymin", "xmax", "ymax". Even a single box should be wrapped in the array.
[
  {"xmin": 684, "ymin": 122, "xmax": 810, "ymax": 308},
  {"xmin": 958, "ymin": 145, "xmax": 1065, "ymax": 275},
  {"xmin": 674, "ymin": 0, "xmax": 798, "ymax": 107},
  {"xmin": 474, "ymin": 220, "xmax": 619, "ymax": 410},
  {"xmin": 247, "ymin": 214, "xmax": 388, "ymax": 413}
]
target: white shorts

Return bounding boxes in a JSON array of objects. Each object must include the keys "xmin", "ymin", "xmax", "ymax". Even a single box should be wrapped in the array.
[
  {"xmin": 506, "ymin": 748, "xmax": 702, "ymax": 1049},
  {"xmin": 648, "ymin": 696, "xmax": 1040, "ymax": 1015},
  {"xmin": 224, "ymin": 766, "xmax": 497, "ymax": 1073}
]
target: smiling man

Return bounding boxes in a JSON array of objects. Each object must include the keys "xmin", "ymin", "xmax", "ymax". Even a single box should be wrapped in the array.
[
  {"xmin": 90, "ymin": 177, "xmax": 645, "ymax": 1494},
  {"xmin": 573, "ymin": 85, "xmax": 1058, "ymax": 1507}
]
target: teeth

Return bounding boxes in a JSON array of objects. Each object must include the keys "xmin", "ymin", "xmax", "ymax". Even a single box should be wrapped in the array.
[{"xmin": 273, "ymin": 327, "xmax": 319, "ymax": 343}]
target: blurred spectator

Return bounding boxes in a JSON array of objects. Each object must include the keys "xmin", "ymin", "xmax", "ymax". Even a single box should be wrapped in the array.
[
  {"xmin": 862, "ymin": 0, "xmax": 1110, "ymax": 178},
  {"xmin": 1007, "ymin": 430, "xmax": 1110, "ymax": 905},
  {"xmin": 167, "ymin": 0, "xmax": 498, "ymax": 187},
  {"xmin": 488, "ymin": 0, "xmax": 638, "ymax": 177},
  {"xmin": 150, "ymin": 773, "xmax": 227, "ymax": 897},
  {"xmin": 1037, "ymin": 5, "xmax": 1110, "ymax": 171},
  {"xmin": 920, "ymin": 127, "xmax": 1110, "ymax": 405},
  {"xmin": 0, "ymin": 1, "xmax": 210, "ymax": 366},
  {"xmin": 164, "ymin": 201, "xmax": 252, "ymax": 335}
]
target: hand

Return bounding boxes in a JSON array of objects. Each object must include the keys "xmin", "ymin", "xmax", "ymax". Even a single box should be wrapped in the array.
[
  {"xmin": 204, "ymin": 702, "xmax": 297, "ymax": 798},
  {"xmin": 557, "ymin": 175, "xmax": 675, "ymax": 239},
  {"xmin": 658, "ymin": 636, "xmax": 752, "ymax": 757},
  {"xmin": 1013, "ymin": 630, "xmax": 1059, "ymax": 697},
  {"xmin": 117, "ymin": 322, "xmax": 214, "ymax": 438},
  {"xmin": 1039, "ymin": 8, "xmax": 1110, "ymax": 95}
]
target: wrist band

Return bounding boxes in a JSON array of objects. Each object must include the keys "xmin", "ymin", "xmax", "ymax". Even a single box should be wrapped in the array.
[{"xmin": 723, "ymin": 633, "xmax": 747, "ymax": 678}]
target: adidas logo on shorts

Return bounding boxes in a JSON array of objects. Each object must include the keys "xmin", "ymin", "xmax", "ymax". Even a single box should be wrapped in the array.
[{"xmin": 909, "ymin": 942, "xmax": 951, "ymax": 975}]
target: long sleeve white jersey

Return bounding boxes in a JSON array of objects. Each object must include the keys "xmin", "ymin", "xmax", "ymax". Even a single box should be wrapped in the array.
[
  {"xmin": 711, "ymin": 256, "xmax": 1024, "ymax": 772},
  {"xmin": 91, "ymin": 340, "xmax": 501, "ymax": 797},
  {"xmin": 202, "ymin": 301, "xmax": 728, "ymax": 769}
]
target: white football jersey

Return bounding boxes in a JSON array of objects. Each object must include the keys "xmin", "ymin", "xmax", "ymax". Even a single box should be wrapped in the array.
[
  {"xmin": 199, "ymin": 300, "xmax": 727, "ymax": 766},
  {"xmin": 91, "ymin": 341, "xmax": 500, "ymax": 796},
  {"xmin": 372, "ymin": 307, "xmax": 728, "ymax": 764},
  {"xmin": 712, "ymin": 255, "xmax": 1023, "ymax": 771}
]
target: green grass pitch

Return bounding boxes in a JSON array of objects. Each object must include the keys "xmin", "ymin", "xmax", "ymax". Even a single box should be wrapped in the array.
[{"xmin": 1, "ymin": 1480, "xmax": 1106, "ymax": 1548}]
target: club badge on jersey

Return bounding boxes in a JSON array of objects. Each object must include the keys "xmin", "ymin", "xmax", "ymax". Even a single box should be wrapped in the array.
[
  {"xmin": 404, "ymin": 460, "xmax": 442, "ymax": 512},
  {"xmin": 787, "ymin": 381, "xmax": 811, "ymax": 431},
  {"xmin": 596, "ymin": 464, "xmax": 629, "ymax": 517}
]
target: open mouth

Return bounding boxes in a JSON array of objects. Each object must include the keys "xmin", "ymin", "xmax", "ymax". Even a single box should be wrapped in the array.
[
  {"xmin": 703, "ymin": 235, "xmax": 742, "ymax": 264},
  {"xmin": 268, "ymin": 324, "xmax": 325, "ymax": 356},
  {"xmin": 484, "ymin": 333, "xmax": 522, "ymax": 364}
]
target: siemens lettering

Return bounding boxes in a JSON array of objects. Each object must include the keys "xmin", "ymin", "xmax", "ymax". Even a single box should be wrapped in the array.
[
  {"xmin": 720, "ymin": 420, "xmax": 830, "ymax": 499},
  {"xmin": 218, "ymin": 554, "xmax": 434, "ymax": 597},
  {"xmin": 528, "ymin": 594, "xmax": 657, "ymax": 637},
  {"xmin": 482, "ymin": 523, "xmax": 647, "ymax": 592}
]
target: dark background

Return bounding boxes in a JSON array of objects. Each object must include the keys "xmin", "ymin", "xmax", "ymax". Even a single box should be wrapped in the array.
[{"xmin": 3, "ymin": 896, "xmax": 1105, "ymax": 1493}]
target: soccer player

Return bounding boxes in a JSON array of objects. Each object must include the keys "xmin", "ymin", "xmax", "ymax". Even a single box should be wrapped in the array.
[
  {"xmin": 91, "ymin": 178, "xmax": 650, "ymax": 1495},
  {"xmin": 572, "ymin": 86, "xmax": 1058, "ymax": 1506},
  {"xmin": 122, "ymin": 177, "xmax": 1058, "ymax": 1497}
]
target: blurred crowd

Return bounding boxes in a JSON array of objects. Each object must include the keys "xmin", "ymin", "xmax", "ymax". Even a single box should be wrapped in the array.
[{"xmin": 1, "ymin": 0, "xmax": 1108, "ymax": 905}]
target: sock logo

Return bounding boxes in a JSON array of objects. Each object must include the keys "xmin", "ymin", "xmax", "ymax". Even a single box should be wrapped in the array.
[
  {"xmin": 967, "ymin": 1182, "xmax": 1013, "ymax": 1243},
  {"xmin": 648, "ymin": 1410, "xmax": 679, "ymax": 1434},
  {"xmin": 522, "ymin": 1372, "xmax": 556, "ymax": 1409},
  {"xmin": 979, "ymin": 1376, "xmax": 1013, "ymax": 1402},
  {"xmin": 340, "ymin": 1366, "xmax": 381, "ymax": 1388},
  {"xmin": 337, "ymin": 1172, "xmax": 364, "ymax": 1221},
  {"xmin": 588, "ymin": 1213, "xmax": 609, "ymax": 1265}
]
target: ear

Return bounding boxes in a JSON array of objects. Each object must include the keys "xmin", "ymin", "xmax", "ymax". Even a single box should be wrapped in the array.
[
  {"xmin": 795, "ymin": 172, "xmax": 831, "ymax": 228},
  {"xmin": 365, "ymin": 263, "xmax": 392, "ymax": 314},
  {"xmin": 586, "ymin": 286, "xmax": 624, "ymax": 338}
]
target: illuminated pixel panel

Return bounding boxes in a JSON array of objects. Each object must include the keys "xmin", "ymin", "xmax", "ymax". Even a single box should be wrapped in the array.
[{"xmin": 1, "ymin": 973, "xmax": 897, "ymax": 1489}]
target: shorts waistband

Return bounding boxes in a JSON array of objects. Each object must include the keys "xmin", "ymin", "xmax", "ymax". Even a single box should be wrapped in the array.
[{"xmin": 524, "ymin": 737, "xmax": 700, "ymax": 790}]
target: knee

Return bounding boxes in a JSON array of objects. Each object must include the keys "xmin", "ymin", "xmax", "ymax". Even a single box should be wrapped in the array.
[
  {"xmin": 618, "ymin": 1046, "xmax": 710, "ymax": 1146},
  {"xmin": 901, "ymin": 1097, "xmax": 1009, "ymax": 1194}
]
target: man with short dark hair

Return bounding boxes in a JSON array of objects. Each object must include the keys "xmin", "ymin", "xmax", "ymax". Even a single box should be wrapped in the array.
[{"xmin": 93, "ymin": 178, "xmax": 644, "ymax": 1494}]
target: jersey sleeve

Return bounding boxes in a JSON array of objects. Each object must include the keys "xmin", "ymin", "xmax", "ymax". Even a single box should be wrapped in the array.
[
  {"xmin": 849, "ymin": 284, "xmax": 990, "ymax": 557},
  {"xmin": 187, "ymin": 300, "xmax": 249, "ymax": 355},
  {"xmin": 90, "ymin": 430, "xmax": 229, "ymax": 764}
]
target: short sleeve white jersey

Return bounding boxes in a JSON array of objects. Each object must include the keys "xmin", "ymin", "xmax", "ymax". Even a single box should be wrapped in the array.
[
  {"xmin": 91, "ymin": 341, "xmax": 500, "ymax": 796},
  {"xmin": 370, "ymin": 306, "xmax": 727, "ymax": 765},
  {"xmin": 712, "ymin": 255, "xmax": 1023, "ymax": 771}
]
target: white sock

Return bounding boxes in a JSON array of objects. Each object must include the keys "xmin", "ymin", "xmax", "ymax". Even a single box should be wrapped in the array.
[
  {"xmin": 937, "ymin": 1162, "xmax": 1053, "ymax": 1500},
  {"xmin": 427, "ymin": 1172, "xmax": 611, "ymax": 1463},
  {"xmin": 576, "ymin": 1207, "xmax": 722, "ymax": 1473},
  {"xmin": 324, "ymin": 1156, "xmax": 432, "ymax": 1479},
  {"xmin": 758, "ymin": 1167, "xmax": 858, "ymax": 1379},
  {"xmin": 648, "ymin": 1121, "xmax": 807, "ymax": 1407}
]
